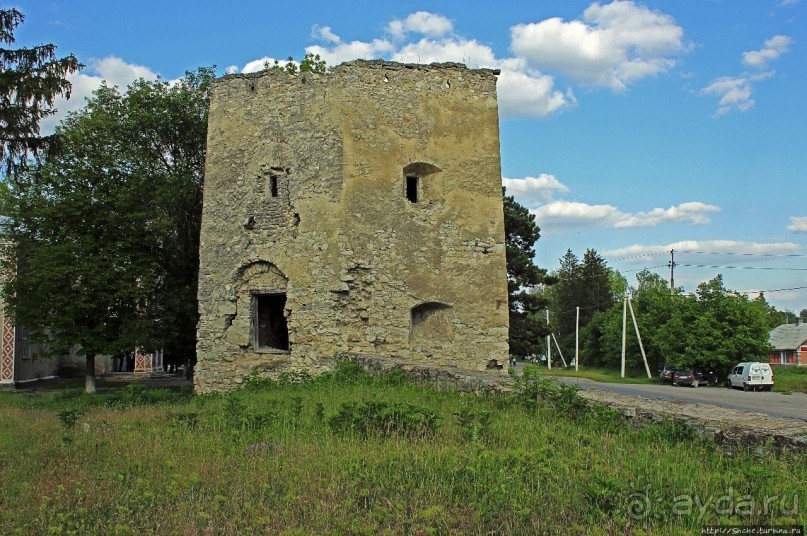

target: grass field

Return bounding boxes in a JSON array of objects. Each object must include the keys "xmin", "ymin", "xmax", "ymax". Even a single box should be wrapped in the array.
[
  {"xmin": 523, "ymin": 364, "xmax": 658, "ymax": 384},
  {"xmin": 0, "ymin": 364, "xmax": 804, "ymax": 535},
  {"xmin": 771, "ymin": 365, "xmax": 807, "ymax": 394}
]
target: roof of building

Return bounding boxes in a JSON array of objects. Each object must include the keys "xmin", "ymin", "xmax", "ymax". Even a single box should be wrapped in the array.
[{"xmin": 769, "ymin": 323, "xmax": 807, "ymax": 350}]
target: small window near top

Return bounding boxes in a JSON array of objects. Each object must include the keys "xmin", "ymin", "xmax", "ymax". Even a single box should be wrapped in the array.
[
  {"xmin": 270, "ymin": 175, "xmax": 279, "ymax": 197},
  {"xmin": 406, "ymin": 175, "xmax": 418, "ymax": 203}
]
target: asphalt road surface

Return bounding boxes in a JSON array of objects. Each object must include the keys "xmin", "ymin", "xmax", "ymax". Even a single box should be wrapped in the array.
[{"xmin": 554, "ymin": 376, "xmax": 807, "ymax": 421}]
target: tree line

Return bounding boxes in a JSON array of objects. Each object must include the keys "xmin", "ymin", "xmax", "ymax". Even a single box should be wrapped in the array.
[{"xmin": 538, "ymin": 250, "xmax": 786, "ymax": 374}]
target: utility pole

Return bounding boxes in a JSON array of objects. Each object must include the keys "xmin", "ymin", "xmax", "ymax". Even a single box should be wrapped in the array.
[
  {"xmin": 627, "ymin": 296, "xmax": 652, "ymax": 379},
  {"xmin": 620, "ymin": 297, "xmax": 627, "ymax": 378},
  {"xmin": 575, "ymin": 306, "xmax": 580, "ymax": 372},
  {"xmin": 668, "ymin": 249, "xmax": 676, "ymax": 295},
  {"xmin": 546, "ymin": 309, "xmax": 551, "ymax": 370}
]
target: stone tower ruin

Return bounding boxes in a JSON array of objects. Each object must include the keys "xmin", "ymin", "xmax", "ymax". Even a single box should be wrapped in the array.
[{"xmin": 195, "ymin": 60, "xmax": 509, "ymax": 392}]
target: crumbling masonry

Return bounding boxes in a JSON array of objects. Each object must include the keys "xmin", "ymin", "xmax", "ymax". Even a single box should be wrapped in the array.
[{"xmin": 194, "ymin": 60, "xmax": 509, "ymax": 392}]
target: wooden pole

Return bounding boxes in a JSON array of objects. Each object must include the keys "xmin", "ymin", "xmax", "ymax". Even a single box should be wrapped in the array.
[
  {"xmin": 546, "ymin": 309, "xmax": 552, "ymax": 370},
  {"xmin": 575, "ymin": 306, "xmax": 580, "ymax": 372},
  {"xmin": 551, "ymin": 333, "xmax": 567, "ymax": 367},
  {"xmin": 628, "ymin": 297, "xmax": 652, "ymax": 379},
  {"xmin": 620, "ymin": 297, "xmax": 627, "ymax": 378}
]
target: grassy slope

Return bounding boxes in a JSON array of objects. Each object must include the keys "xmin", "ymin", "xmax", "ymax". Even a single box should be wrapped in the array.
[{"xmin": 0, "ymin": 369, "xmax": 804, "ymax": 535}]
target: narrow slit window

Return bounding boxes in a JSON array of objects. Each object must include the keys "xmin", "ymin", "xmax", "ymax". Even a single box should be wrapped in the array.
[
  {"xmin": 254, "ymin": 294, "xmax": 289, "ymax": 350},
  {"xmin": 406, "ymin": 175, "xmax": 418, "ymax": 203},
  {"xmin": 270, "ymin": 175, "xmax": 279, "ymax": 197}
]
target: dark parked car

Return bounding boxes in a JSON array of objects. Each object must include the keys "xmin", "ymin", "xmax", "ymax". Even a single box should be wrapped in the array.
[
  {"xmin": 672, "ymin": 369, "xmax": 701, "ymax": 387},
  {"xmin": 659, "ymin": 365, "xmax": 677, "ymax": 383},
  {"xmin": 672, "ymin": 368, "xmax": 718, "ymax": 387}
]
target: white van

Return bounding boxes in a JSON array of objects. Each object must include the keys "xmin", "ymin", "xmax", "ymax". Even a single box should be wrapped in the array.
[{"xmin": 726, "ymin": 362, "xmax": 774, "ymax": 391}]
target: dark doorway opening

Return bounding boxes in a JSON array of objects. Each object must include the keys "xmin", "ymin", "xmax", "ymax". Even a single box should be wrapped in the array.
[{"xmin": 254, "ymin": 294, "xmax": 289, "ymax": 350}]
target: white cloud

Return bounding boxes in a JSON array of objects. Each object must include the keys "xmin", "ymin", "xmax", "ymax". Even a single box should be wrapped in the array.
[
  {"xmin": 237, "ymin": 4, "xmax": 684, "ymax": 118},
  {"xmin": 605, "ymin": 240, "xmax": 802, "ymax": 259},
  {"xmin": 614, "ymin": 201, "xmax": 720, "ymax": 228},
  {"xmin": 387, "ymin": 12, "xmax": 453, "ymax": 40},
  {"xmin": 742, "ymin": 35, "xmax": 792, "ymax": 68},
  {"xmin": 41, "ymin": 56, "xmax": 160, "ymax": 134},
  {"xmin": 312, "ymin": 24, "xmax": 341, "ymax": 44},
  {"xmin": 532, "ymin": 200, "xmax": 624, "ymax": 231},
  {"xmin": 787, "ymin": 216, "xmax": 807, "ymax": 232},
  {"xmin": 240, "ymin": 56, "xmax": 280, "ymax": 73},
  {"xmin": 701, "ymin": 71, "xmax": 773, "ymax": 116},
  {"xmin": 703, "ymin": 35, "xmax": 791, "ymax": 116},
  {"xmin": 506, "ymin": 171, "xmax": 720, "ymax": 233},
  {"xmin": 502, "ymin": 174, "xmax": 570, "ymax": 206},
  {"xmin": 394, "ymin": 37, "xmax": 497, "ymax": 65},
  {"xmin": 497, "ymin": 68, "xmax": 575, "ymax": 117},
  {"xmin": 510, "ymin": 0, "xmax": 685, "ymax": 90},
  {"xmin": 305, "ymin": 39, "xmax": 396, "ymax": 66},
  {"xmin": 304, "ymin": 23, "xmax": 574, "ymax": 118},
  {"xmin": 529, "ymin": 199, "xmax": 719, "ymax": 232}
]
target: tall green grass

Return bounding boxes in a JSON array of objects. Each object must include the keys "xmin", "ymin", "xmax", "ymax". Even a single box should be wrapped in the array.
[
  {"xmin": 771, "ymin": 365, "xmax": 807, "ymax": 393},
  {"xmin": 0, "ymin": 363, "xmax": 803, "ymax": 535}
]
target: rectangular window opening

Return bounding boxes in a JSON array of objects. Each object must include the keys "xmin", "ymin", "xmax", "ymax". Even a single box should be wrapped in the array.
[
  {"xmin": 270, "ymin": 175, "xmax": 279, "ymax": 197},
  {"xmin": 254, "ymin": 294, "xmax": 289, "ymax": 350},
  {"xmin": 406, "ymin": 175, "xmax": 418, "ymax": 203}
]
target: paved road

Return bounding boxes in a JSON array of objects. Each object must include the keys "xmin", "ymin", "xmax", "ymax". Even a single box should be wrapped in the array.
[{"xmin": 552, "ymin": 376, "xmax": 807, "ymax": 421}]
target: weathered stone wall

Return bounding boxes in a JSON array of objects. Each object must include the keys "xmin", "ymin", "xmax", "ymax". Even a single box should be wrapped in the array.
[{"xmin": 195, "ymin": 60, "xmax": 509, "ymax": 392}]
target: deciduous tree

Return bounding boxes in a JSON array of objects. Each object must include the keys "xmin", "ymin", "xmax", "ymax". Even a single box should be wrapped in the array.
[{"xmin": 0, "ymin": 69, "xmax": 212, "ymax": 392}]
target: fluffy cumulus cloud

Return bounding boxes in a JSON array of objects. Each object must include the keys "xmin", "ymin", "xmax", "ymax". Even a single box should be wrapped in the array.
[
  {"xmin": 302, "ymin": 18, "xmax": 574, "ymax": 118},
  {"xmin": 387, "ymin": 12, "xmax": 454, "ymax": 40},
  {"xmin": 702, "ymin": 35, "xmax": 790, "ymax": 116},
  {"xmin": 614, "ymin": 201, "xmax": 720, "ymax": 228},
  {"xmin": 311, "ymin": 24, "xmax": 341, "ymax": 44},
  {"xmin": 502, "ymin": 174, "xmax": 570, "ymax": 206},
  {"xmin": 532, "ymin": 200, "xmax": 719, "ymax": 232},
  {"xmin": 41, "ymin": 56, "xmax": 160, "ymax": 134},
  {"xmin": 787, "ymin": 216, "xmax": 807, "ymax": 232},
  {"xmin": 227, "ymin": 4, "xmax": 689, "ymax": 117},
  {"xmin": 742, "ymin": 35, "xmax": 792, "ymax": 68},
  {"xmin": 505, "ymin": 173, "xmax": 719, "ymax": 233},
  {"xmin": 532, "ymin": 200, "xmax": 624, "ymax": 231},
  {"xmin": 510, "ymin": 0, "xmax": 685, "ymax": 91}
]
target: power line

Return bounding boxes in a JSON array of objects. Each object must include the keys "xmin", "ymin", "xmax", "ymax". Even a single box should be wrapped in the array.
[
  {"xmin": 679, "ymin": 263, "xmax": 807, "ymax": 271},
  {"xmin": 622, "ymin": 264, "xmax": 667, "ymax": 273},
  {"xmin": 739, "ymin": 285, "xmax": 807, "ymax": 295},
  {"xmin": 678, "ymin": 250, "xmax": 807, "ymax": 258},
  {"xmin": 607, "ymin": 252, "xmax": 668, "ymax": 262}
]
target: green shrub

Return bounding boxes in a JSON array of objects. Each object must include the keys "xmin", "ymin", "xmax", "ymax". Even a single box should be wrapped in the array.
[
  {"xmin": 328, "ymin": 400, "xmax": 439, "ymax": 438},
  {"xmin": 242, "ymin": 371, "xmax": 278, "ymax": 391}
]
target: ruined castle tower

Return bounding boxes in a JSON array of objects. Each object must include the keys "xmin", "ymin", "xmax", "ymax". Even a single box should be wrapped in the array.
[{"xmin": 195, "ymin": 60, "xmax": 509, "ymax": 392}]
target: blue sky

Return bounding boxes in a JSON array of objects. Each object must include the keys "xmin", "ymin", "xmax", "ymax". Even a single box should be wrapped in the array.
[{"xmin": 12, "ymin": 0, "xmax": 807, "ymax": 312}]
